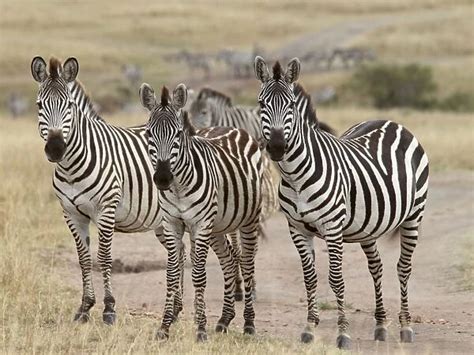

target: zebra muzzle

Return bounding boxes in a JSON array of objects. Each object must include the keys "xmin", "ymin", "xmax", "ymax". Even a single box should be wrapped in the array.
[
  {"xmin": 154, "ymin": 160, "xmax": 173, "ymax": 190},
  {"xmin": 267, "ymin": 129, "xmax": 286, "ymax": 161},
  {"xmin": 45, "ymin": 130, "xmax": 66, "ymax": 163}
]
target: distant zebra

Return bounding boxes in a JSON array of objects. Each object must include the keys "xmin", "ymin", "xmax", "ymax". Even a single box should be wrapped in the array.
[
  {"xmin": 140, "ymin": 83, "xmax": 261, "ymax": 341},
  {"xmin": 30, "ymin": 56, "xmax": 178, "ymax": 325},
  {"xmin": 254, "ymin": 56, "xmax": 429, "ymax": 349}
]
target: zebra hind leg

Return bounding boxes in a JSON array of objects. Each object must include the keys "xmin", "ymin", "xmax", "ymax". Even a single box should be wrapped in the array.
[
  {"xmin": 361, "ymin": 241, "xmax": 387, "ymax": 341},
  {"xmin": 65, "ymin": 215, "xmax": 95, "ymax": 323},
  {"xmin": 228, "ymin": 232, "xmax": 244, "ymax": 301},
  {"xmin": 97, "ymin": 207, "xmax": 118, "ymax": 325},
  {"xmin": 397, "ymin": 221, "xmax": 420, "ymax": 343},
  {"xmin": 239, "ymin": 224, "xmax": 259, "ymax": 335},
  {"xmin": 211, "ymin": 236, "xmax": 236, "ymax": 334},
  {"xmin": 289, "ymin": 225, "xmax": 319, "ymax": 343}
]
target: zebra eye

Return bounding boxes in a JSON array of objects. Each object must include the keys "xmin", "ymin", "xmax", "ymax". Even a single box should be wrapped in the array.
[{"xmin": 36, "ymin": 101, "xmax": 43, "ymax": 110}]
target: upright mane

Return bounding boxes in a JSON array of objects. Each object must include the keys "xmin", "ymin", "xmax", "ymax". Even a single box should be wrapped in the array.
[
  {"xmin": 197, "ymin": 88, "xmax": 232, "ymax": 107},
  {"xmin": 68, "ymin": 79, "xmax": 105, "ymax": 122},
  {"xmin": 272, "ymin": 61, "xmax": 283, "ymax": 80},
  {"xmin": 161, "ymin": 86, "xmax": 170, "ymax": 106},
  {"xmin": 293, "ymin": 83, "xmax": 318, "ymax": 126},
  {"xmin": 49, "ymin": 57, "xmax": 62, "ymax": 79}
]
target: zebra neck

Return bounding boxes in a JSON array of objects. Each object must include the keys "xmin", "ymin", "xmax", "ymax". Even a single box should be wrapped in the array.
[
  {"xmin": 172, "ymin": 134, "xmax": 196, "ymax": 186},
  {"xmin": 209, "ymin": 97, "xmax": 231, "ymax": 126}
]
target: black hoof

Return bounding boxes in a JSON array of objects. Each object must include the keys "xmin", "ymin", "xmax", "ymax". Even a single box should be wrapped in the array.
[
  {"xmin": 400, "ymin": 327, "xmax": 414, "ymax": 343},
  {"xmin": 235, "ymin": 291, "xmax": 244, "ymax": 302},
  {"xmin": 243, "ymin": 325, "xmax": 256, "ymax": 335},
  {"xmin": 102, "ymin": 312, "xmax": 116, "ymax": 325},
  {"xmin": 155, "ymin": 329, "xmax": 169, "ymax": 341},
  {"xmin": 73, "ymin": 312, "xmax": 90, "ymax": 323},
  {"xmin": 215, "ymin": 323, "xmax": 228, "ymax": 333},
  {"xmin": 374, "ymin": 326, "xmax": 387, "ymax": 341},
  {"xmin": 301, "ymin": 331, "xmax": 314, "ymax": 343},
  {"xmin": 337, "ymin": 334, "xmax": 352, "ymax": 350},
  {"xmin": 196, "ymin": 331, "xmax": 208, "ymax": 342}
]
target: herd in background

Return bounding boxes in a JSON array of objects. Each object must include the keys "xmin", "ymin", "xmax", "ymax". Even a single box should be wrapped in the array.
[{"xmin": 30, "ymin": 48, "xmax": 427, "ymax": 350}]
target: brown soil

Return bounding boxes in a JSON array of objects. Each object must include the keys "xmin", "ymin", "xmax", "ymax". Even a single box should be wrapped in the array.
[{"xmin": 57, "ymin": 170, "xmax": 474, "ymax": 354}]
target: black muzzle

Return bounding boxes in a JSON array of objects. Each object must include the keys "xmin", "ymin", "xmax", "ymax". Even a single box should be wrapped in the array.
[
  {"xmin": 45, "ymin": 131, "xmax": 66, "ymax": 163},
  {"xmin": 266, "ymin": 129, "xmax": 286, "ymax": 161},
  {"xmin": 153, "ymin": 160, "xmax": 173, "ymax": 190}
]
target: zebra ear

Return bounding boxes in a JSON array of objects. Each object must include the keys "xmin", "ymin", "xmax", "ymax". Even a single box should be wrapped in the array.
[
  {"xmin": 63, "ymin": 57, "xmax": 79, "ymax": 82},
  {"xmin": 31, "ymin": 56, "xmax": 48, "ymax": 83},
  {"xmin": 285, "ymin": 57, "xmax": 300, "ymax": 84},
  {"xmin": 173, "ymin": 83, "xmax": 188, "ymax": 109},
  {"xmin": 139, "ymin": 83, "xmax": 157, "ymax": 111},
  {"xmin": 254, "ymin": 56, "xmax": 270, "ymax": 83}
]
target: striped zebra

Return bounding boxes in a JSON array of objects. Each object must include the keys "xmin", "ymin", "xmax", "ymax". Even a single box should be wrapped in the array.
[
  {"xmin": 140, "ymin": 83, "xmax": 261, "ymax": 341},
  {"xmin": 254, "ymin": 56, "xmax": 429, "ymax": 349},
  {"xmin": 30, "ymin": 56, "xmax": 187, "ymax": 325}
]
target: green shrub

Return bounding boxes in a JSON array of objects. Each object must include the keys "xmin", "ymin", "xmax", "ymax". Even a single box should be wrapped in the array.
[
  {"xmin": 349, "ymin": 63, "xmax": 437, "ymax": 109},
  {"xmin": 437, "ymin": 92, "xmax": 474, "ymax": 112}
]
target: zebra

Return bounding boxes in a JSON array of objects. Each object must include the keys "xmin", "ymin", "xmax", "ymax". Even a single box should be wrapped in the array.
[
  {"xmin": 140, "ymin": 83, "xmax": 261, "ymax": 341},
  {"xmin": 254, "ymin": 56, "xmax": 429, "ymax": 349},
  {"xmin": 30, "ymin": 56, "xmax": 186, "ymax": 325}
]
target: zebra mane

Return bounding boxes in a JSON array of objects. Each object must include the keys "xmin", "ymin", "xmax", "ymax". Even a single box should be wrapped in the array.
[
  {"xmin": 272, "ymin": 61, "xmax": 283, "ymax": 80},
  {"xmin": 197, "ymin": 88, "xmax": 232, "ymax": 107},
  {"xmin": 49, "ymin": 57, "xmax": 62, "ymax": 79},
  {"xmin": 161, "ymin": 86, "xmax": 170, "ymax": 106},
  {"xmin": 293, "ymin": 83, "xmax": 318, "ymax": 126},
  {"xmin": 69, "ymin": 80, "xmax": 105, "ymax": 122},
  {"xmin": 182, "ymin": 111, "xmax": 196, "ymax": 136}
]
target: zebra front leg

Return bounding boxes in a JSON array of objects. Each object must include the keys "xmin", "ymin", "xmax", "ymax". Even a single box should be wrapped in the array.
[
  {"xmin": 361, "ymin": 240, "xmax": 387, "ymax": 341},
  {"xmin": 97, "ymin": 207, "xmax": 118, "ymax": 325},
  {"xmin": 192, "ymin": 231, "xmax": 211, "ymax": 342},
  {"xmin": 289, "ymin": 224, "xmax": 319, "ymax": 343},
  {"xmin": 238, "ymin": 224, "xmax": 259, "ymax": 335},
  {"xmin": 155, "ymin": 227, "xmax": 185, "ymax": 322},
  {"xmin": 398, "ymin": 222, "xmax": 419, "ymax": 343},
  {"xmin": 156, "ymin": 226, "xmax": 183, "ymax": 341},
  {"xmin": 65, "ymin": 214, "xmax": 95, "ymax": 323},
  {"xmin": 326, "ymin": 235, "xmax": 351, "ymax": 350},
  {"xmin": 211, "ymin": 236, "xmax": 237, "ymax": 334},
  {"xmin": 228, "ymin": 231, "xmax": 243, "ymax": 301}
]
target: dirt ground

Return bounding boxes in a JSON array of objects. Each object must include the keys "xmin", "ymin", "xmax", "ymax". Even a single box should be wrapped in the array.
[{"xmin": 56, "ymin": 170, "xmax": 474, "ymax": 354}]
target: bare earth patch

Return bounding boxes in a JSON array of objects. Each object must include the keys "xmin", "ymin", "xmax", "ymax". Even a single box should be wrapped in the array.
[{"xmin": 58, "ymin": 170, "xmax": 474, "ymax": 354}]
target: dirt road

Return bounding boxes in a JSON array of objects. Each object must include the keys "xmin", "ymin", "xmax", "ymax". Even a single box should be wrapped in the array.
[{"xmin": 57, "ymin": 170, "xmax": 473, "ymax": 354}]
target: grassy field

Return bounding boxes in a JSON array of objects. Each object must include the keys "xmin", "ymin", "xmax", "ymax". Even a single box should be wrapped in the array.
[
  {"xmin": 1, "ymin": 105, "xmax": 472, "ymax": 352},
  {"xmin": 0, "ymin": 0, "xmax": 472, "ymax": 111}
]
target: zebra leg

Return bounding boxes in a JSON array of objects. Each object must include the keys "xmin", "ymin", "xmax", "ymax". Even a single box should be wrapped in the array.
[
  {"xmin": 192, "ymin": 231, "xmax": 211, "ymax": 342},
  {"xmin": 361, "ymin": 241, "xmax": 387, "ymax": 341},
  {"xmin": 156, "ymin": 223, "xmax": 183, "ymax": 341},
  {"xmin": 397, "ymin": 222, "xmax": 419, "ymax": 343},
  {"xmin": 326, "ymin": 235, "xmax": 351, "ymax": 350},
  {"xmin": 155, "ymin": 228, "xmax": 185, "ymax": 322},
  {"xmin": 228, "ymin": 231, "xmax": 244, "ymax": 301},
  {"xmin": 97, "ymin": 207, "xmax": 118, "ymax": 325},
  {"xmin": 65, "ymin": 214, "xmax": 95, "ymax": 323},
  {"xmin": 238, "ymin": 224, "xmax": 259, "ymax": 335},
  {"xmin": 211, "ymin": 236, "xmax": 237, "ymax": 334},
  {"xmin": 289, "ymin": 224, "xmax": 319, "ymax": 343}
]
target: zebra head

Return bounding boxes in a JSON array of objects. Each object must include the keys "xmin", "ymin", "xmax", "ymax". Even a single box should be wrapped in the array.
[
  {"xmin": 189, "ymin": 94, "xmax": 212, "ymax": 129},
  {"xmin": 254, "ymin": 56, "xmax": 300, "ymax": 161},
  {"xmin": 31, "ymin": 56, "xmax": 79, "ymax": 163},
  {"xmin": 140, "ymin": 83, "xmax": 194, "ymax": 190}
]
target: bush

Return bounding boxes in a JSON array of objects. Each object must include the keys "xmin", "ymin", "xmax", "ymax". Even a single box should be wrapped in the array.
[
  {"xmin": 349, "ymin": 63, "xmax": 437, "ymax": 109},
  {"xmin": 437, "ymin": 92, "xmax": 474, "ymax": 112}
]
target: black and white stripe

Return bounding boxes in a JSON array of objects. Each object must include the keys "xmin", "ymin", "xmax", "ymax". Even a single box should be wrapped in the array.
[
  {"xmin": 31, "ymin": 56, "xmax": 174, "ymax": 325},
  {"xmin": 254, "ymin": 56, "xmax": 429, "ymax": 349},
  {"xmin": 140, "ymin": 83, "xmax": 262, "ymax": 341}
]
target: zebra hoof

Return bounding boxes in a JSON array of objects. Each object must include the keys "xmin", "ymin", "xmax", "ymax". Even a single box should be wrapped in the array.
[
  {"xmin": 235, "ymin": 291, "xmax": 244, "ymax": 302},
  {"xmin": 196, "ymin": 331, "xmax": 208, "ymax": 342},
  {"xmin": 336, "ymin": 334, "xmax": 352, "ymax": 350},
  {"xmin": 102, "ymin": 312, "xmax": 116, "ymax": 325},
  {"xmin": 73, "ymin": 312, "xmax": 90, "ymax": 323},
  {"xmin": 301, "ymin": 331, "xmax": 314, "ymax": 343},
  {"xmin": 400, "ymin": 327, "xmax": 414, "ymax": 343},
  {"xmin": 374, "ymin": 326, "xmax": 387, "ymax": 341},
  {"xmin": 243, "ymin": 323, "xmax": 256, "ymax": 335},
  {"xmin": 215, "ymin": 323, "xmax": 228, "ymax": 333},
  {"xmin": 155, "ymin": 329, "xmax": 169, "ymax": 341}
]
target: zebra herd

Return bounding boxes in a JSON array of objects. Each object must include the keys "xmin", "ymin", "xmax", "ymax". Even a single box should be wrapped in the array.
[{"xmin": 31, "ymin": 55, "xmax": 429, "ymax": 349}]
